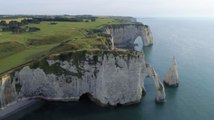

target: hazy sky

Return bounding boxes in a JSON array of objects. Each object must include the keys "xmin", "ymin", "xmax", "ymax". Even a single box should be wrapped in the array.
[{"xmin": 0, "ymin": 0, "xmax": 214, "ymax": 17}]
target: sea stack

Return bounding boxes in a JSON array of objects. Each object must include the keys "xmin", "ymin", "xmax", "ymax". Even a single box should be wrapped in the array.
[{"xmin": 164, "ymin": 57, "xmax": 179, "ymax": 87}]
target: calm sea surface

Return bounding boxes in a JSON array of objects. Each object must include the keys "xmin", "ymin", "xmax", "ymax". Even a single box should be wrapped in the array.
[{"xmin": 19, "ymin": 18, "xmax": 214, "ymax": 120}]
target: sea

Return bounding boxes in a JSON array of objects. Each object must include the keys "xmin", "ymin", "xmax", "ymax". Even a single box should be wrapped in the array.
[{"xmin": 15, "ymin": 18, "xmax": 214, "ymax": 120}]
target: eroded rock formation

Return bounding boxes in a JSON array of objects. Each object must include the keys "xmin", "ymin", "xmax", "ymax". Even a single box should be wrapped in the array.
[
  {"xmin": 0, "ymin": 74, "xmax": 17, "ymax": 109},
  {"xmin": 146, "ymin": 64, "xmax": 166, "ymax": 103},
  {"xmin": 164, "ymin": 57, "xmax": 179, "ymax": 87},
  {"xmin": 105, "ymin": 24, "xmax": 153, "ymax": 49}
]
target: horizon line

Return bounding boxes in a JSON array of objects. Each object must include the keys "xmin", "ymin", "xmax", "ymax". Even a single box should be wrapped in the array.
[{"xmin": 1, "ymin": 14, "xmax": 214, "ymax": 18}]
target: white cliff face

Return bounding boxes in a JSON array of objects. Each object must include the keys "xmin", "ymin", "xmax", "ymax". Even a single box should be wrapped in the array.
[
  {"xmin": 164, "ymin": 57, "xmax": 179, "ymax": 87},
  {"xmin": 0, "ymin": 74, "xmax": 17, "ymax": 109},
  {"xmin": 0, "ymin": 23, "xmax": 163, "ymax": 109},
  {"xmin": 105, "ymin": 24, "xmax": 153, "ymax": 49},
  {"xmin": 0, "ymin": 51, "xmax": 148, "ymax": 107},
  {"xmin": 143, "ymin": 26, "xmax": 153, "ymax": 46}
]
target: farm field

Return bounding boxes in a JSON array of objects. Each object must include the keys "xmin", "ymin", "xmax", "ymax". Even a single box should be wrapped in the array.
[{"xmin": 0, "ymin": 17, "xmax": 122, "ymax": 73}]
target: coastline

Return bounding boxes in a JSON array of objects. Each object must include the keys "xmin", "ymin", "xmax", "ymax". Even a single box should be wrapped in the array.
[{"xmin": 0, "ymin": 99, "xmax": 43, "ymax": 120}]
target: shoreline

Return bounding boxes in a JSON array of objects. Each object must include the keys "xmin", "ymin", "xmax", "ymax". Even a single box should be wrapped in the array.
[{"xmin": 0, "ymin": 99, "xmax": 43, "ymax": 120}]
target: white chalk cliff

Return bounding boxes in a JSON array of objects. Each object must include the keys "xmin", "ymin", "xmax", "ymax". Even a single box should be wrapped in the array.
[
  {"xmin": 164, "ymin": 57, "xmax": 179, "ymax": 87},
  {"xmin": 0, "ymin": 22, "xmax": 166, "ymax": 110},
  {"xmin": 0, "ymin": 50, "xmax": 166, "ymax": 109},
  {"xmin": 105, "ymin": 24, "xmax": 153, "ymax": 49}
]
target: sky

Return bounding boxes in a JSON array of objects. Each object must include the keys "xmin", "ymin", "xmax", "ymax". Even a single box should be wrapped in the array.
[{"xmin": 0, "ymin": 0, "xmax": 214, "ymax": 17}]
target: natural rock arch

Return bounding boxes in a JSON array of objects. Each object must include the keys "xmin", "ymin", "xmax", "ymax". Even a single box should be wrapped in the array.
[
  {"xmin": 146, "ymin": 64, "xmax": 166, "ymax": 103},
  {"xmin": 134, "ymin": 36, "xmax": 144, "ymax": 51},
  {"xmin": 105, "ymin": 24, "xmax": 153, "ymax": 50}
]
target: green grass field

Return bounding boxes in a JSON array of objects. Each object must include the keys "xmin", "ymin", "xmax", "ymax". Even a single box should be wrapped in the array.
[{"xmin": 0, "ymin": 17, "xmax": 122, "ymax": 73}]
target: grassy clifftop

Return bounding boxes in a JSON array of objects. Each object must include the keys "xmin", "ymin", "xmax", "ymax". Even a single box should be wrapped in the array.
[{"xmin": 0, "ymin": 17, "xmax": 123, "ymax": 73}]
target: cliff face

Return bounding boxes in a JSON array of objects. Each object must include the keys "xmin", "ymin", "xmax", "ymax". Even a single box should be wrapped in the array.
[
  {"xmin": 105, "ymin": 24, "xmax": 153, "ymax": 49},
  {"xmin": 0, "ymin": 23, "xmax": 165, "ymax": 110},
  {"xmin": 0, "ymin": 74, "xmax": 17, "ymax": 108},
  {"xmin": 0, "ymin": 50, "xmax": 149, "ymax": 108}
]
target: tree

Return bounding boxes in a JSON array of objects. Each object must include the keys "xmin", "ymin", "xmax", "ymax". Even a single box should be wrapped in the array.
[
  {"xmin": 0, "ymin": 20, "xmax": 7, "ymax": 26},
  {"xmin": 91, "ymin": 17, "xmax": 96, "ymax": 22}
]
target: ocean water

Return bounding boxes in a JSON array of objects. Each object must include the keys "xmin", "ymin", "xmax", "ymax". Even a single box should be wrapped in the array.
[{"xmin": 18, "ymin": 18, "xmax": 214, "ymax": 120}]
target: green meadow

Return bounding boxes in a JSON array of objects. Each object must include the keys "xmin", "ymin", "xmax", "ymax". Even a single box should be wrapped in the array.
[{"xmin": 0, "ymin": 17, "xmax": 122, "ymax": 73}]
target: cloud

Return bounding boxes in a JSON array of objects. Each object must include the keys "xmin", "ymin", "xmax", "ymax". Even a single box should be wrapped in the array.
[{"xmin": 0, "ymin": 0, "xmax": 214, "ymax": 17}]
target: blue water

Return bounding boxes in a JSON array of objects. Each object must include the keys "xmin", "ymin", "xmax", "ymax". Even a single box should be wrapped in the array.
[{"xmin": 19, "ymin": 18, "xmax": 214, "ymax": 120}]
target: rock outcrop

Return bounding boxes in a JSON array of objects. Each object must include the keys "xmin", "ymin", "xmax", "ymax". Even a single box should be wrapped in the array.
[
  {"xmin": 105, "ymin": 24, "xmax": 153, "ymax": 49},
  {"xmin": 164, "ymin": 57, "xmax": 179, "ymax": 87},
  {"xmin": 0, "ymin": 50, "xmax": 149, "ymax": 108},
  {"xmin": 146, "ymin": 64, "xmax": 166, "ymax": 103},
  {"xmin": 0, "ymin": 74, "xmax": 17, "ymax": 109}
]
